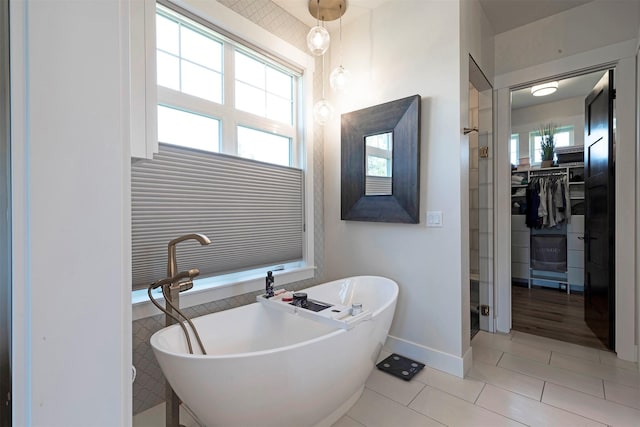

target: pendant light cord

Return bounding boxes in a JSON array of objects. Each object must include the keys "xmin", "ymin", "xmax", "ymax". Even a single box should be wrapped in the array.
[
  {"xmin": 339, "ymin": 4, "xmax": 343, "ymax": 66},
  {"xmin": 321, "ymin": 54, "xmax": 326, "ymax": 99}
]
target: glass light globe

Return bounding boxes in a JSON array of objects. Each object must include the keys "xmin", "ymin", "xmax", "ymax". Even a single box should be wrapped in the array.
[
  {"xmin": 329, "ymin": 65, "xmax": 351, "ymax": 92},
  {"xmin": 307, "ymin": 26, "xmax": 330, "ymax": 56},
  {"xmin": 313, "ymin": 99, "xmax": 333, "ymax": 125}
]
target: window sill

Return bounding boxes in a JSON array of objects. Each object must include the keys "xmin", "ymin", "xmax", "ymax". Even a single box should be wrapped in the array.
[{"xmin": 132, "ymin": 264, "xmax": 316, "ymax": 321}]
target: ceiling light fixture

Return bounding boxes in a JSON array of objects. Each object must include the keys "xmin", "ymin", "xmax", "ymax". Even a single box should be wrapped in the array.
[
  {"xmin": 306, "ymin": 0, "xmax": 347, "ymax": 56},
  {"xmin": 307, "ymin": 0, "xmax": 347, "ymax": 124},
  {"xmin": 306, "ymin": 0, "xmax": 330, "ymax": 56},
  {"xmin": 531, "ymin": 81, "xmax": 559, "ymax": 97}
]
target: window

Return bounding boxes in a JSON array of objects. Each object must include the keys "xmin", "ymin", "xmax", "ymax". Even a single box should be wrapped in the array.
[
  {"xmin": 365, "ymin": 133, "xmax": 393, "ymax": 177},
  {"xmin": 156, "ymin": 10, "xmax": 223, "ymax": 103},
  {"xmin": 131, "ymin": 3, "xmax": 312, "ymax": 295},
  {"xmin": 510, "ymin": 134, "xmax": 519, "ymax": 166},
  {"xmin": 155, "ymin": 4, "xmax": 298, "ymax": 166},
  {"xmin": 529, "ymin": 126, "xmax": 574, "ymax": 164}
]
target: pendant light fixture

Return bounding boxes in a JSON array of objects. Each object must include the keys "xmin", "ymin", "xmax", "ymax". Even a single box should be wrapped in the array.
[
  {"xmin": 307, "ymin": 0, "xmax": 348, "ymax": 125},
  {"xmin": 306, "ymin": 0, "xmax": 330, "ymax": 56},
  {"xmin": 306, "ymin": 0, "xmax": 347, "ymax": 56},
  {"xmin": 313, "ymin": 54, "xmax": 333, "ymax": 125},
  {"xmin": 329, "ymin": 3, "xmax": 351, "ymax": 92}
]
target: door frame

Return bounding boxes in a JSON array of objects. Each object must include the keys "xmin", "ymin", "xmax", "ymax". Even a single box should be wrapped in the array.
[
  {"xmin": 0, "ymin": 0, "xmax": 10, "ymax": 424},
  {"xmin": 493, "ymin": 42, "xmax": 638, "ymax": 361}
]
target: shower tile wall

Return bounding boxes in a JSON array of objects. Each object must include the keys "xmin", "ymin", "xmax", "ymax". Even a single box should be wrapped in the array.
[
  {"xmin": 469, "ymin": 85, "xmax": 480, "ymax": 277},
  {"xmin": 132, "ymin": 1, "xmax": 325, "ymax": 414},
  {"xmin": 469, "ymin": 82, "xmax": 494, "ymax": 333}
]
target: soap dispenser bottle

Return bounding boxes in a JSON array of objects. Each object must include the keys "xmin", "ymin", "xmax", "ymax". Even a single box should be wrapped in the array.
[{"xmin": 265, "ymin": 271, "xmax": 275, "ymax": 298}]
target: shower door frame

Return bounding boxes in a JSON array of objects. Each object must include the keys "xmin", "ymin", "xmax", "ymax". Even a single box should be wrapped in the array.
[{"xmin": 0, "ymin": 0, "xmax": 12, "ymax": 424}]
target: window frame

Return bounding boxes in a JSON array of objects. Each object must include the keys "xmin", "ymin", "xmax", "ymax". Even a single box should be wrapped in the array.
[
  {"xmin": 528, "ymin": 125, "xmax": 575, "ymax": 165},
  {"xmin": 155, "ymin": 3, "xmax": 300, "ymax": 167},
  {"xmin": 132, "ymin": 0, "xmax": 316, "ymax": 318}
]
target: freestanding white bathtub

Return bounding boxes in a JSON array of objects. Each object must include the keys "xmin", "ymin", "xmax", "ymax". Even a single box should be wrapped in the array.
[{"xmin": 150, "ymin": 276, "xmax": 398, "ymax": 427}]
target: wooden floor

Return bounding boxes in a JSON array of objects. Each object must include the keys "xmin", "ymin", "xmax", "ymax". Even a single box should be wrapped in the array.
[{"xmin": 511, "ymin": 285, "xmax": 609, "ymax": 351}]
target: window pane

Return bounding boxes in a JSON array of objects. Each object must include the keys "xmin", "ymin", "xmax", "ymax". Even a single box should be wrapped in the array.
[
  {"xmin": 235, "ymin": 52, "xmax": 265, "ymax": 89},
  {"xmin": 532, "ymin": 135, "xmax": 542, "ymax": 163},
  {"xmin": 156, "ymin": 14, "xmax": 179, "ymax": 55},
  {"xmin": 366, "ymin": 133, "xmax": 392, "ymax": 150},
  {"xmin": 266, "ymin": 94, "xmax": 292, "ymax": 124},
  {"xmin": 555, "ymin": 131, "xmax": 571, "ymax": 148},
  {"xmin": 530, "ymin": 128, "xmax": 573, "ymax": 164},
  {"xmin": 180, "ymin": 26, "xmax": 222, "ymax": 71},
  {"xmin": 158, "ymin": 105, "xmax": 220, "ymax": 152},
  {"xmin": 181, "ymin": 61, "xmax": 222, "ymax": 103},
  {"xmin": 157, "ymin": 51, "xmax": 180, "ymax": 91},
  {"xmin": 266, "ymin": 67, "xmax": 292, "ymax": 99},
  {"xmin": 236, "ymin": 82, "xmax": 265, "ymax": 117},
  {"xmin": 510, "ymin": 135, "xmax": 519, "ymax": 165},
  {"xmin": 367, "ymin": 156, "xmax": 391, "ymax": 177},
  {"xmin": 237, "ymin": 126, "xmax": 290, "ymax": 166}
]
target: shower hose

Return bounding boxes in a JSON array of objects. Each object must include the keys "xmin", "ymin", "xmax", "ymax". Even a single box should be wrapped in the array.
[{"xmin": 147, "ymin": 273, "xmax": 207, "ymax": 355}]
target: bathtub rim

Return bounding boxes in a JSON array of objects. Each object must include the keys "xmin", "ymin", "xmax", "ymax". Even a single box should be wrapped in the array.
[{"xmin": 150, "ymin": 275, "xmax": 398, "ymax": 360}]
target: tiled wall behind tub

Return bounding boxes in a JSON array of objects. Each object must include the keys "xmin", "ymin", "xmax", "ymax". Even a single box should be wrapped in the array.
[{"xmin": 133, "ymin": 0, "xmax": 325, "ymax": 414}]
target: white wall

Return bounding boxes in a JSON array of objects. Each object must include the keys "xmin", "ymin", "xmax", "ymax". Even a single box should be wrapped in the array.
[
  {"xmin": 323, "ymin": 0, "xmax": 492, "ymax": 376},
  {"xmin": 11, "ymin": 1, "xmax": 131, "ymax": 425},
  {"xmin": 495, "ymin": 0, "xmax": 640, "ymax": 75}
]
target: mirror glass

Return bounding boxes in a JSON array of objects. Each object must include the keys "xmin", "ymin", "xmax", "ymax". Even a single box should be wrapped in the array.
[{"xmin": 365, "ymin": 132, "xmax": 393, "ymax": 195}]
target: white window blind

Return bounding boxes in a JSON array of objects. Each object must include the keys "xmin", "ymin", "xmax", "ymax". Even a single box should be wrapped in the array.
[{"xmin": 131, "ymin": 143, "xmax": 304, "ymax": 290}]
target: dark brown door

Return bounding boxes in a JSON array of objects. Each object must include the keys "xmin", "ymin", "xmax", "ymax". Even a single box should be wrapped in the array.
[{"xmin": 583, "ymin": 70, "xmax": 615, "ymax": 349}]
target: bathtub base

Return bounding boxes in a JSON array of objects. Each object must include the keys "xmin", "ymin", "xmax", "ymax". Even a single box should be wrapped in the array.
[{"xmin": 313, "ymin": 385, "xmax": 364, "ymax": 427}]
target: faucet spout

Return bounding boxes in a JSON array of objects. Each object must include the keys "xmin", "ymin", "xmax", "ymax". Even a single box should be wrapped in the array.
[{"xmin": 167, "ymin": 233, "xmax": 211, "ymax": 277}]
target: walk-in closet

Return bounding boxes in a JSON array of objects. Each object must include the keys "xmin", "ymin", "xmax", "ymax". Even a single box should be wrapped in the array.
[{"xmin": 509, "ymin": 69, "xmax": 614, "ymax": 350}]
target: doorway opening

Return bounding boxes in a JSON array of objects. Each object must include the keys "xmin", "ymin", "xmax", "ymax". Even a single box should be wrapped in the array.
[{"xmin": 509, "ymin": 68, "xmax": 615, "ymax": 351}]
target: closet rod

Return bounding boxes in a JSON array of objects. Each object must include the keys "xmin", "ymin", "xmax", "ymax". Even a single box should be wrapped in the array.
[{"xmin": 529, "ymin": 171, "xmax": 566, "ymax": 177}]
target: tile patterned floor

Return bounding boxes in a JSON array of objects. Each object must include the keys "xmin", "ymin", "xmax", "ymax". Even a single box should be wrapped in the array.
[{"xmin": 133, "ymin": 330, "xmax": 640, "ymax": 427}]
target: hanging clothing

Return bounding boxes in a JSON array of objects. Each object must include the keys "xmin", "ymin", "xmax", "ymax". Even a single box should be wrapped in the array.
[{"xmin": 525, "ymin": 174, "xmax": 571, "ymax": 228}]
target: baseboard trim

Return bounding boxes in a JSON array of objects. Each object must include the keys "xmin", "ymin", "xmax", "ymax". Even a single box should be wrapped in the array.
[{"xmin": 384, "ymin": 335, "xmax": 468, "ymax": 378}]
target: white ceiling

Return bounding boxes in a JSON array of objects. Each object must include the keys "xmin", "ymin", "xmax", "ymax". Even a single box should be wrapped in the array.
[
  {"xmin": 274, "ymin": 0, "xmax": 606, "ymax": 109},
  {"xmin": 477, "ymin": 0, "xmax": 593, "ymax": 34},
  {"xmin": 272, "ymin": 0, "xmax": 594, "ymax": 34},
  {"xmin": 272, "ymin": 0, "xmax": 391, "ymax": 30},
  {"xmin": 511, "ymin": 70, "xmax": 605, "ymax": 110}
]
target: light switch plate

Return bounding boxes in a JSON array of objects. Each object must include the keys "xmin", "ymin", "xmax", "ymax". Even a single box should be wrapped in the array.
[{"xmin": 426, "ymin": 211, "xmax": 443, "ymax": 227}]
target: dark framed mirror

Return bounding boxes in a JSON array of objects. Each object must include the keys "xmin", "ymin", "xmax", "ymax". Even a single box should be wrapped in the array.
[{"xmin": 341, "ymin": 94, "xmax": 421, "ymax": 223}]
